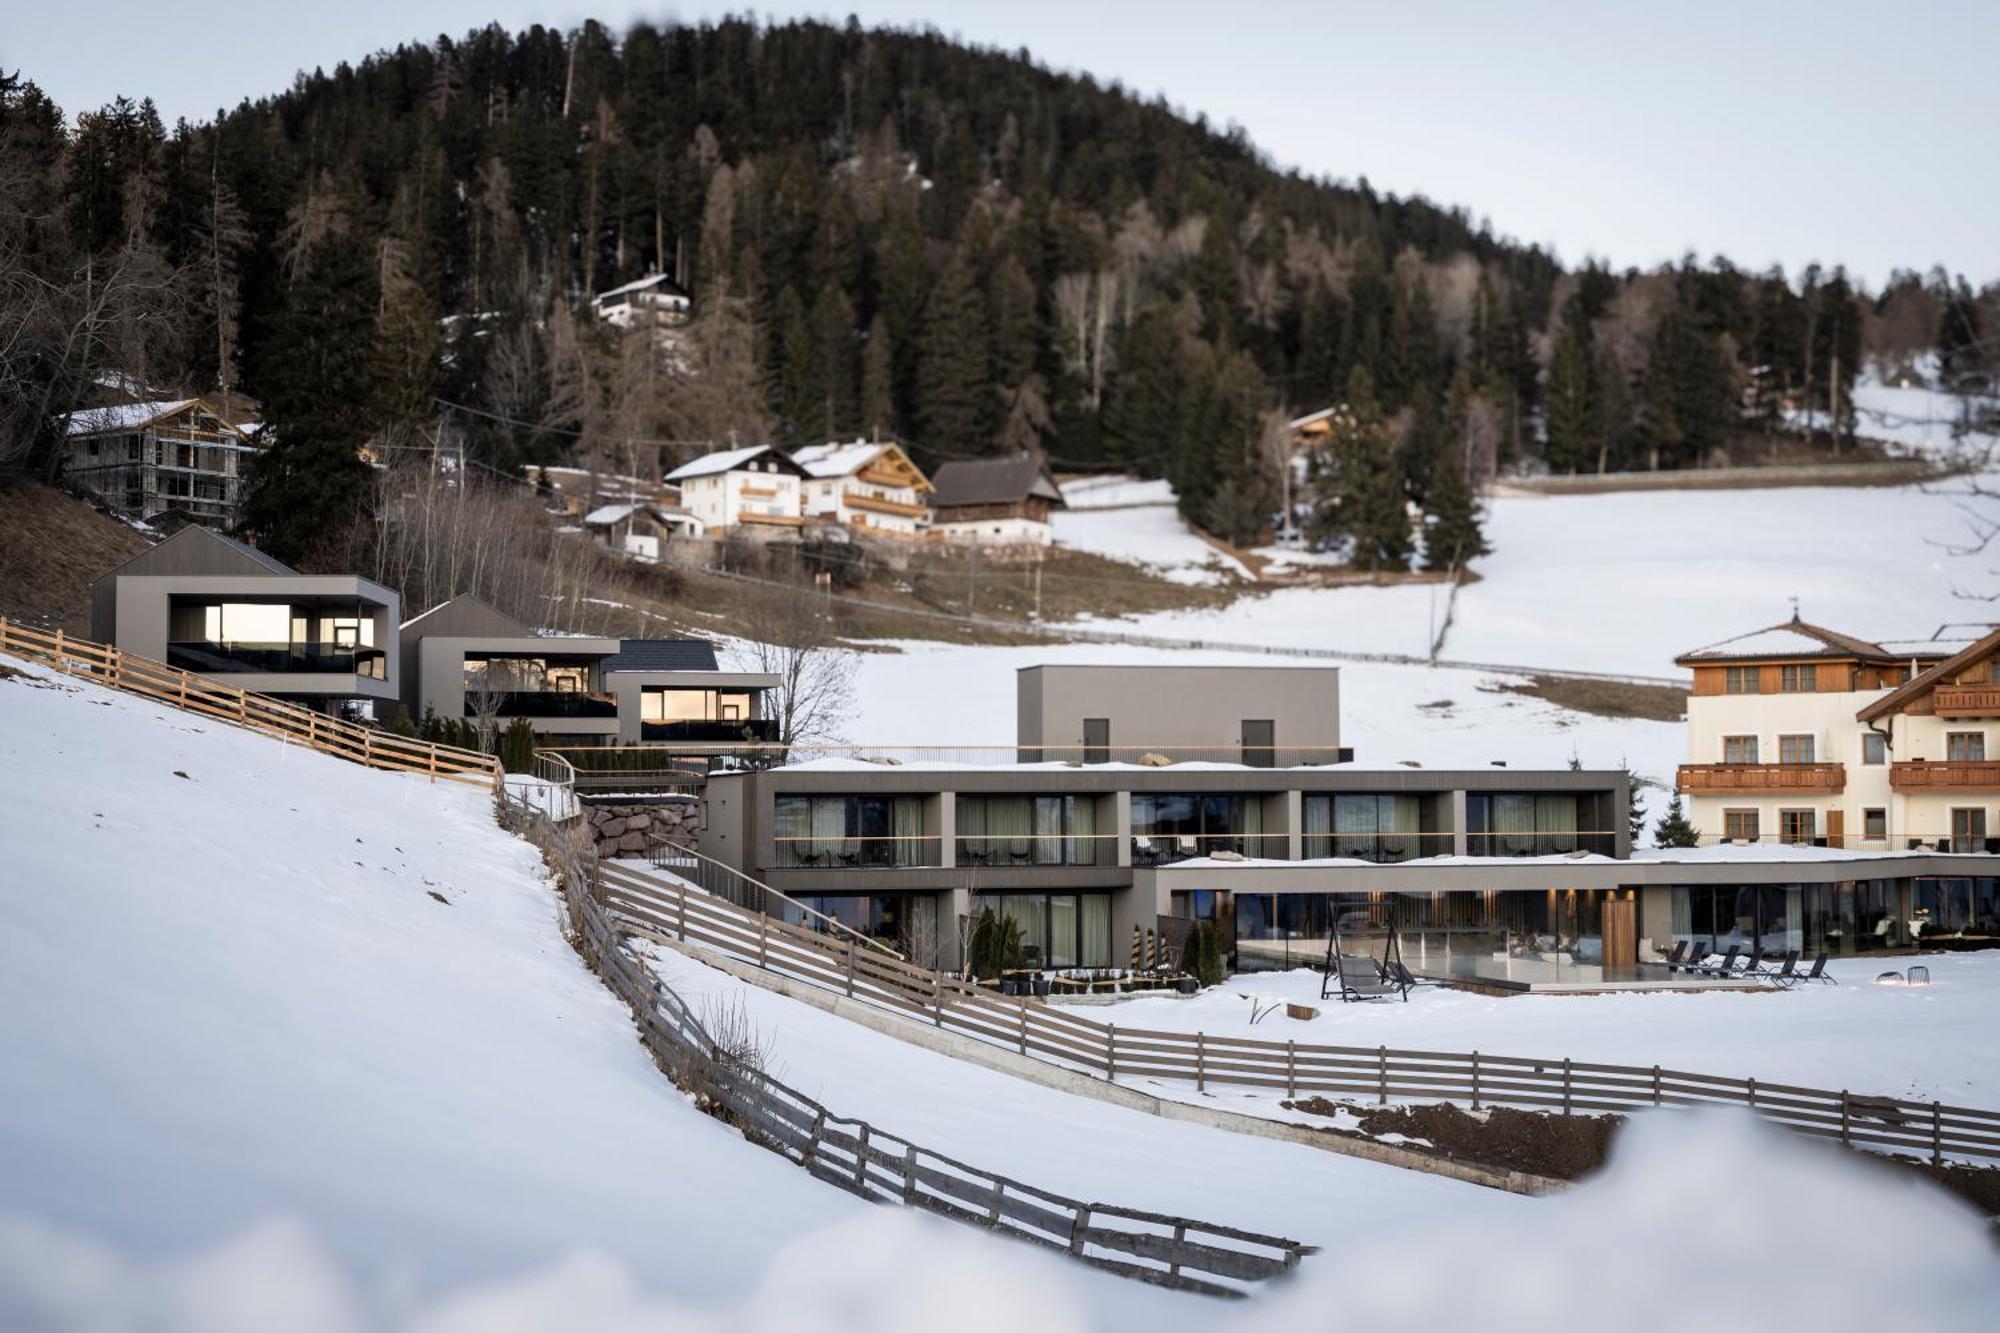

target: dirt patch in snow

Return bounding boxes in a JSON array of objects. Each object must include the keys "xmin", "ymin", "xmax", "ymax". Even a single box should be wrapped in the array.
[{"xmin": 1489, "ymin": 673, "xmax": 1688, "ymax": 723}]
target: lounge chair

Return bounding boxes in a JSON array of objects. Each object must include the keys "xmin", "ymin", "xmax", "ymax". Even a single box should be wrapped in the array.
[
  {"xmin": 1695, "ymin": 944, "xmax": 1741, "ymax": 978},
  {"xmin": 1789, "ymin": 952, "xmax": 1833, "ymax": 986},
  {"xmin": 1738, "ymin": 945, "xmax": 1766, "ymax": 976},
  {"xmin": 1761, "ymin": 950, "xmax": 1801, "ymax": 985},
  {"xmin": 1656, "ymin": 941, "xmax": 1689, "ymax": 971},
  {"xmin": 1335, "ymin": 954, "xmax": 1407, "ymax": 1003}
]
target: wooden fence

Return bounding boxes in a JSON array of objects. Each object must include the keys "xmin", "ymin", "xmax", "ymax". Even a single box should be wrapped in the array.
[
  {"xmin": 514, "ymin": 808, "xmax": 1313, "ymax": 1296},
  {"xmin": 0, "ymin": 619, "xmax": 501, "ymax": 790},
  {"xmin": 594, "ymin": 859, "xmax": 2000, "ymax": 1168}
]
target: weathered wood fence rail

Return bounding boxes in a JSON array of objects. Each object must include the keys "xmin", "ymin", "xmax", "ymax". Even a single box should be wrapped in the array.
[
  {"xmin": 596, "ymin": 859, "xmax": 2000, "ymax": 1168},
  {"xmin": 518, "ymin": 811, "xmax": 1313, "ymax": 1297},
  {"xmin": 0, "ymin": 619, "xmax": 501, "ymax": 790}
]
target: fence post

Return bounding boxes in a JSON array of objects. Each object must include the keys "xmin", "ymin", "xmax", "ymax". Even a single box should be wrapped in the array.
[
  {"xmin": 803, "ymin": 1109, "xmax": 825, "ymax": 1167},
  {"xmin": 853, "ymin": 1124, "xmax": 870, "ymax": 1190},
  {"xmin": 1471, "ymin": 1050, "xmax": 1480, "ymax": 1110},
  {"xmin": 1196, "ymin": 1032, "xmax": 1206, "ymax": 1092},
  {"xmin": 903, "ymin": 1142, "xmax": 918, "ymax": 1202},
  {"xmin": 239, "ymin": 689, "xmax": 250, "ymax": 723},
  {"xmin": 1933, "ymin": 1102, "xmax": 1943, "ymax": 1167},
  {"xmin": 1378, "ymin": 1045, "xmax": 1388, "ymax": 1104},
  {"xmin": 846, "ymin": 938, "xmax": 856, "ymax": 997},
  {"xmin": 1017, "ymin": 1004, "xmax": 1028, "ymax": 1056},
  {"xmin": 1069, "ymin": 1205, "xmax": 1091, "ymax": 1257},
  {"xmin": 759, "ymin": 912, "xmax": 769, "ymax": 970},
  {"xmin": 1840, "ymin": 1090, "xmax": 1851, "ymax": 1147},
  {"xmin": 1653, "ymin": 1065, "xmax": 1662, "ymax": 1107},
  {"xmin": 676, "ymin": 879, "xmax": 687, "ymax": 941},
  {"xmin": 1287, "ymin": 1039, "xmax": 1296, "ymax": 1099},
  {"xmin": 934, "ymin": 971, "xmax": 944, "ymax": 1027},
  {"xmin": 1747, "ymin": 1076, "xmax": 1757, "ymax": 1110},
  {"xmin": 1169, "ymin": 1222, "xmax": 1186, "ymax": 1280},
  {"xmin": 53, "ymin": 629, "xmax": 67, "ymax": 674},
  {"xmin": 1108, "ymin": 1023, "xmax": 1117, "ymax": 1081},
  {"xmin": 179, "ymin": 674, "xmax": 189, "ymax": 708},
  {"xmin": 988, "ymin": 1180, "xmax": 1003, "ymax": 1225},
  {"xmin": 1562, "ymin": 1057, "xmax": 1572, "ymax": 1116}
]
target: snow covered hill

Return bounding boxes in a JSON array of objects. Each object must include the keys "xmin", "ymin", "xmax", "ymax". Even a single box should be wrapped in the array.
[{"xmin": 0, "ymin": 662, "xmax": 1185, "ymax": 1330}]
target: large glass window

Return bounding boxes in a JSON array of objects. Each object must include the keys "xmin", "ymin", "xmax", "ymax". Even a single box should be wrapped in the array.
[
  {"xmin": 1952, "ymin": 808, "xmax": 1988, "ymax": 854},
  {"xmin": 794, "ymin": 894, "xmax": 941, "ymax": 966},
  {"xmin": 774, "ymin": 794, "xmax": 927, "ymax": 867},
  {"xmin": 167, "ymin": 599, "xmax": 383, "ymax": 677},
  {"xmin": 1131, "ymin": 793, "xmax": 1271, "ymax": 863},
  {"xmin": 974, "ymin": 893, "xmax": 1113, "ymax": 967},
  {"xmin": 1466, "ymin": 793, "xmax": 1596, "ymax": 856},
  {"xmin": 955, "ymin": 795, "xmax": 1103, "ymax": 866},
  {"xmin": 1301, "ymin": 794, "xmax": 1426, "ymax": 861},
  {"xmin": 1672, "ymin": 885, "xmax": 1803, "ymax": 957}
]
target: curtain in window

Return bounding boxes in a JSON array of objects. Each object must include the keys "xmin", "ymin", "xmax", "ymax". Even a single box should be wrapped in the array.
[
  {"xmin": 1066, "ymin": 797, "xmax": 1096, "ymax": 866},
  {"xmin": 1302, "ymin": 796, "xmax": 1333, "ymax": 859},
  {"xmin": 1494, "ymin": 796, "xmax": 1536, "ymax": 855},
  {"xmin": 955, "ymin": 797, "xmax": 986, "ymax": 863},
  {"xmin": 1536, "ymin": 796, "xmax": 1579, "ymax": 853},
  {"xmin": 982, "ymin": 797, "xmax": 1033, "ymax": 864},
  {"xmin": 1671, "ymin": 886, "xmax": 1692, "ymax": 940},
  {"xmin": 775, "ymin": 798, "xmax": 811, "ymax": 867},
  {"xmin": 1048, "ymin": 896, "xmax": 1078, "ymax": 967},
  {"xmin": 1335, "ymin": 795, "xmax": 1379, "ymax": 860},
  {"xmin": 1386, "ymin": 796, "xmax": 1421, "ymax": 860},
  {"xmin": 1240, "ymin": 796, "xmax": 1265, "ymax": 856},
  {"xmin": 812, "ymin": 798, "xmax": 849, "ymax": 864},
  {"xmin": 1033, "ymin": 796, "xmax": 1064, "ymax": 865},
  {"xmin": 1081, "ymin": 895, "xmax": 1111, "ymax": 965},
  {"xmin": 892, "ymin": 797, "xmax": 924, "ymax": 866}
]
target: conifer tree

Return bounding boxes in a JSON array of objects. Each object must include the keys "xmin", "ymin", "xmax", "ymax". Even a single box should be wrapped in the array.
[
  {"xmin": 1422, "ymin": 442, "xmax": 1488, "ymax": 571},
  {"xmin": 1544, "ymin": 310, "xmax": 1596, "ymax": 474},
  {"xmin": 1652, "ymin": 792, "xmax": 1700, "ymax": 849},
  {"xmin": 859, "ymin": 312, "xmax": 895, "ymax": 439},
  {"xmin": 916, "ymin": 249, "xmax": 988, "ymax": 451}
]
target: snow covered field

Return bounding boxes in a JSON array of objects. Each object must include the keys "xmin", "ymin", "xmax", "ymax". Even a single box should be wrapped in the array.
[{"xmin": 1087, "ymin": 950, "xmax": 2000, "ymax": 1113}]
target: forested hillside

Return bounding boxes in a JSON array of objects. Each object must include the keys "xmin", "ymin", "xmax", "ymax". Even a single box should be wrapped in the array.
[{"xmin": 1, "ymin": 16, "xmax": 1994, "ymax": 567}]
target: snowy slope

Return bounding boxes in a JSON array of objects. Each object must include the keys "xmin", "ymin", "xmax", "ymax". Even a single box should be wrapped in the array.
[{"xmin": 0, "ymin": 663, "xmax": 1186, "ymax": 1329}]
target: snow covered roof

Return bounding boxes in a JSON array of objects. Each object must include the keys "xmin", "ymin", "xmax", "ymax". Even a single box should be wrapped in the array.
[
  {"xmin": 582, "ymin": 503, "xmax": 643, "ymax": 526},
  {"xmin": 1860, "ymin": 623, "xmax": 2000, "ymax": 724},
  {"xmin": 665, "ymin": 445, "xmax": 803, "ymax": 482},
  {"xmin": 63, "ymin": 399, "xmax": 199, "ymax": 436},
  {"xmin": 792, "ymin": 441, "xmax": 886, "ymax": 478},
  {"xmin": 1676, "ymin": 616, "xmax": 1888, "ymax": 664},
  {"xmin": 592, "ymin": 272, "xmax": 691, "ymax": 305}
]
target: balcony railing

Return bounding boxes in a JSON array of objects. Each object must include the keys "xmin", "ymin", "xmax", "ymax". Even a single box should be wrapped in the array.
[
  {"xmin": 1131, "ymin": 832, "xmax": 1292, "ymax": 866},
  {"xmin": 1890, "ymin": 760, "xmax": 2000, "ymax": 792},
  {"xmin": 168, "ymin": 641, "xmax": 387, "ymax": 679},
  {"xmin": 773, "ymin": 835, "xmax": 940, "ymax": 870},
  {"xmin": 1933, "ymin": 685, "xmax": 2000, "ymax": 718},
  {"xmin": 1677, "ymin": 762, "xmax": 1846, "ymax": 794},
  {"xmin": 1301, "ymin": 831, "xmax": 1458, "ymax": 863},
  {"xmin": 956, "ymin": 833, "xmax": 1116, "ymax": 868},
  {"xmin": 1464, "ymin": 832, "xmax": 1620, "ymax": 858},
  {"xmin": 640, "ymin": 718, "xmax": 782, "ymax": 743},
  {"xmin": 483, "ymin": 691, "xmax": 618, "ymax": 719}
]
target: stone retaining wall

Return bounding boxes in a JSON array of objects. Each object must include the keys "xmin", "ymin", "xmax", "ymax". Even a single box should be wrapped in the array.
[{"xmin": 584, "ymin": 797, "xmax": 700, "ymax": 859}]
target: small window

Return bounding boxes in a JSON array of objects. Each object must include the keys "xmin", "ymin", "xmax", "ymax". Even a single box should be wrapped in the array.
[
  {"xmin": 1779, "ymin": 809, "xmax": 1817, "ymax": 844},
  {"xmin": 1722, "ymin": 735, "xmax": 1760, "ymax": 764},
  {"xmin": 1723, "ymin": 666, "xmax": 1758, "ymax": 694},
  {"xmin": 1987, "ymin": 659, "xmax": 2000, "ymax": 684},
  {"xmin": 1082, "ymin": 717, "xmax": 1109, "ymax": 765},
  {"xmin": 1947, "ymin": 732, "xmax": 1986, "ymax": 762},
  {"xmin": 1778, "ymin": 735, "xmax": 1816, "ymax": 765},
  {"xmin": 1723, "ymin": 809, "xmax": 1759, "ymax": 843},
  {"xmin": 1863, "ymin": 808, "xmax": 1887, "ymax": 840},
  {"xmin": 1780, "ymin": 664, "xmax": 1818, "ymax": 693},
  {"xmin": 1861, "ymin": 733, "xmax": 1887, "ymax": 766},
  {"xmin": 1241, "ymin": 719, "xmax": 1275, "ymax": 768}
]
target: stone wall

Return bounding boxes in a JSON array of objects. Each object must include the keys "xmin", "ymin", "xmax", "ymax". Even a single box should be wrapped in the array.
[{"xmin": 584, "ymin": 797, "xmax": 700, "ymax": 860}]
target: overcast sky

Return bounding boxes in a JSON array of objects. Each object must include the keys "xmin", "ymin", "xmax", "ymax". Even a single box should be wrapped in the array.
[{"xmin": 9, "ymin": 1, "xmax": 1995, "ymax": 286}]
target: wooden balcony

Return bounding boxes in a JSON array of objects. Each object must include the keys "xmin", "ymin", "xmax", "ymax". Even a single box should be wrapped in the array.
[
  {"xmin": 846, "ymin": 491, "xmax": 928, "ymax": 519},
  {"xmin": 1890, "ymin": 760, "xmax": 2000, "ymax": 792},
  {"xmin": 1677, "ymin": 762, "xmax": 1846, "ymax": 794},
  {"xmin": 1933, "ymin": 685, "xmax": 2000, "ymax": 718}
]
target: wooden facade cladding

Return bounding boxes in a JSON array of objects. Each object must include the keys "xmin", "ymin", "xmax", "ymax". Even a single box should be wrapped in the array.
[
  {"xmin": 1890, "ymin": 760, "xmax": 2000, "ymax": 792},
  {"xmin": 1677, "ymin": 762, "xmax": 1847, "ymax": 794},
  {"xmin": 738, "ymin": 512, "xmax": 806, "ymax": 527},
  {"xmin": 934, "ymin": 497, "xmax": 1057, "ymax": 524},
  {"xmin": 1687, "ymin": 661, "xmax": 1881, "ymax": 696},
  {"xmin": 1934, "ymin": 685, "xmax": 2000, "ymax": 718}
]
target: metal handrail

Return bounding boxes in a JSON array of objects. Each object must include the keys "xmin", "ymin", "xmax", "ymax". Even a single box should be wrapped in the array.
[{"xmin": 642, "ymin": 835, "xmax": 904, "ymax": 959}]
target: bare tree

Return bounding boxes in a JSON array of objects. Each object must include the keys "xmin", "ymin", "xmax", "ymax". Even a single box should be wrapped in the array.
[{"xmin": 728, "ymin": 589, "xmax": 857, "ymax": 746}]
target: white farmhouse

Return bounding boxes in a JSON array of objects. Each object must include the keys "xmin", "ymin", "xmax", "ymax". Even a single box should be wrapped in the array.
[
  {"xmin": 664, "ymin": 445, "xmax": 807, "ymax": 533},
  {"xmin": 790, "ymin": 440, "xmax": 934, "ymax": 537}
]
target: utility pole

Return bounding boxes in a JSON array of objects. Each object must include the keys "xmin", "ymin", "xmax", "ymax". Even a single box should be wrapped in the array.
[{"xmin": 1031, "ymin": 563, "xmax": 1043, "ymax": 622}]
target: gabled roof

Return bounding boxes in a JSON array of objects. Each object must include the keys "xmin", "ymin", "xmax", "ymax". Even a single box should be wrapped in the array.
[
  {"xmin": 791, "ymin": 440, "xmax": 934, "ymax": 491},
  {"xmin": 64, "ymin": 399, "xmax": 202, "ymax": 437},
  {"xmin": 664, "ymin": 445, "xmax": 806, "ymax": 482},
  {"xmin": 1675, "ymin": 615, "xmax": 1889, "ymax": 666},
  {"xmin": 1858, "ymin": 624, "xmax": 2000, "ymax": 723},
  {"xmin": 97, "ymin": 524, "xmax": 296, "ymax": 583},
  {"xmin": 602, "ymin": 639, "xmax": 722, "ymax": 673},
  {"xmin": 928, "ymin": 453, "xmax": 1065, "ymax": 510},
  {"xmin": 399, "ymin": 594, "xmax": 530, "ymax": 637}
]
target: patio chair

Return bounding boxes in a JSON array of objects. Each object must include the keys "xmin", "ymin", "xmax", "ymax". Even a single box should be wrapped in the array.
[
  {"xmin": 1794, "ymin": 952, "xmax": 1833, "ymax": 985},
  {"xmin": 1335, "ymin": 954, "xmax": 1407, "ymax": 1003},
  {"xmin": 1738, "ymin": 945, "xmax": 1766, "ymax": 976},
  {"xmin": 1657, "ymin": 940, "xmax": 1689, "ymax": 971}
]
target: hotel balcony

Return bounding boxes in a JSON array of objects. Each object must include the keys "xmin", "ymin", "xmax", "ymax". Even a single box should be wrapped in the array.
[
  {"xmin": 169, "ymin": 640, "xmax": 388, "ymax": 679},
  {"xmin": 1677, "ymin": 762, "xmax": 1846, "ymax": 795},
  {"xmin": 639, "ymin": 717, "xmax": 782, "ymax": 743},
  {"xmin": 1890, "ymin": 760, "xmax": 2000, "ymax": 792},
  {"xmin": 1932, "ymin": 685, "xmax": 2000, "ymax": 718}
]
